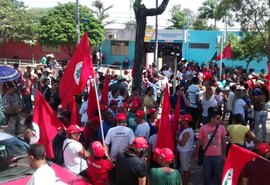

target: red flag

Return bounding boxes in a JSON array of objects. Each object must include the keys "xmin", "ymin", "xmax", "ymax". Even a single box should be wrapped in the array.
[
  {"xmin": 59, "ymin": 32, "xmax": 94, "ymax": 108},
  {"xmin": 69, "ymin": 96, "xmax": 79, "ymax": 125},
  {"xmin": 87, "ymin": 82, "xmax": 98, "ymax": 119},
  {"xmin": 265, "ymin": 62, "xmax": 270, "ymax": 91},
  {"xmin": 171, "ymin": 94, "xmax": 180, "ymax": 144},
  {"xmin": 155, "ymin": 84, "xmax": 174, "ymax": 154},
  {"xmin": 222, "ymin": 144, "xmax": 259, "ymax": 185},
  {"xmin": 33, "ymin": 91, "xmax": 65, "ymax": 159},
  {"xmin": 100, "ymin": 75, "xmax": 109, "ymax": 106},
  {"xmin": 216, "ymin": 44, "xmax": 232, "ymax": 60}
]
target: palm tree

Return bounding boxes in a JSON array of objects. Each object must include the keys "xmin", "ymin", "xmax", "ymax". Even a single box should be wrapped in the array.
[{"xmin": 198, "ymin": 0, "xmax": 224, "ymax": 28}]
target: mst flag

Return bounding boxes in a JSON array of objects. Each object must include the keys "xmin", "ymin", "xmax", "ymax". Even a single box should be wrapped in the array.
[
  {"xmin": 155, "ymin": 84, "xmax": 174, "ymax": 154},
  {"xmin": 216, "ymin": 44, "xmax": 233, "ymax": 60},
  {"xmin": 222, "ymin": 144, "xmax": 259, "ymax": 185},
  {"xmin": 69, "ymin": 96, "xmax": 80, "ymax": 125},
  {"xmin": 87, "ymin": 82, "xmax": 99, "ymax": 119},
  {"xmin": 60, "ymin": 32, "xmax": 94, "ymax": 108},
  {"xmin": 33, "ymin": 91, "xmax": 65, "ymax": 159}
]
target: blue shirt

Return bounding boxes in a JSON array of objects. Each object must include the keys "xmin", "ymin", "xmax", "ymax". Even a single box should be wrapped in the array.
[{"xmin": 97, "ymin": 121, "xmax": 111, "ymax": 141}]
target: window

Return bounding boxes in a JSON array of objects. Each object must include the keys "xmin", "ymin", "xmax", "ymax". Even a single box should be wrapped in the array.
[
  {"xmin": 189, "ymin": 43, "xmax": 209, "ymax": 49},
  {"xmin": 111, "ymin": 41, "xmax": 129, "ymax": 56}
]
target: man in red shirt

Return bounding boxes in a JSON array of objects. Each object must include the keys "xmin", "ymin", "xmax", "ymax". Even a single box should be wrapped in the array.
[{"xmin": 87, "ymin": 141, "xmax": 113, "ymax": 185}]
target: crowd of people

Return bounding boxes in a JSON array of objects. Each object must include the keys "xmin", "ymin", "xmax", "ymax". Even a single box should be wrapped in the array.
[{"xmin": 1, "ymin": 57, "xmax": 270, "ymax": 185}]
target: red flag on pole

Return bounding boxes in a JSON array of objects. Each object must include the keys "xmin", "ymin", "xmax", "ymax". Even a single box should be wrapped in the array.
[
  {"xmin": 69, "ymin": 96, "xmax": 79, "ymax": 125},
  {"xmin": 33, "ymin": 91, "xmax": 65, "ymax": 159},
  {"xmin": 222, "ymin": 144, "xmax": 259, "ymax": 185},
  {"xmin": 216, "ymin": 44, "xmax": 233, "ymax": 60},
  {"xmin": 171, "ymin": 94, "xmax": 180, "ymax": 144},
  {"xmin": 155, "ymin": 84, "xmax": 174, "ymax": 154},
  {"xmin": 100, "ymin": 75, "xmax": 109, "ymax": 106},
  {"xmin": 87, "ymin": 82, "xmax": 98, "ymax": 119},
  {"xmin": 59, "ymin": 32, "xmax": 94, "ymax": 108}
]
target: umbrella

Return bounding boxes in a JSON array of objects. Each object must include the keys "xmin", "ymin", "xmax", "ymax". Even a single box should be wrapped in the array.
[{"xmin": 0, "ymin": 66, "xmax": 20, "ymax": 83}]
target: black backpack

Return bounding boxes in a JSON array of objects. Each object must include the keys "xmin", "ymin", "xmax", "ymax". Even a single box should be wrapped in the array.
[{"xmin": 52, "ymin": 132, "xmax": 66, "ymax": 165}]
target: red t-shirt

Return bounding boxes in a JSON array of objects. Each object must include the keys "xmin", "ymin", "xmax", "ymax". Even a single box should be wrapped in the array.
[
  {"xmin": 87, "ymin": 156, "xmax": 113, "ymax": 185},
  {"xmin": 203, "ymin": 71, "xmax": 212, "ymax": 81}
]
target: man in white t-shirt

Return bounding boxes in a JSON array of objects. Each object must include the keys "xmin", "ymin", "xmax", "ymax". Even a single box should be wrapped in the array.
[
  {"xmin": 135, "ymin": 109, "xmax": 150, "ymax": 140},
  {"xmin": 27, "ymin": 144, "xmax": 56, "ymax": 185},
  {"xmin": 63, "ymin": 125, "xmax": 90, "ymax": 175},
  {"xmin": 105, "ymin": 113, "xmax": 135, "ymax": 161},
  {"xmin": 79, "ymin": 100, "xmax": 88, "ymax": 126}
]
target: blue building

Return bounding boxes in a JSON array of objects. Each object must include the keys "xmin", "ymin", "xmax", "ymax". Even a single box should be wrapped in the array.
[{"xmin": 102, "ymin": 29, "xmax": 268, "ymax": 72}]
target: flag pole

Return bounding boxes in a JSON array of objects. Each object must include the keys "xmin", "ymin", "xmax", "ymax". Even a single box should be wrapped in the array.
[
  {"xmin": 92, "ymin": 78, "xmax": 106, "ymax": 147},
  {"xmin": 219, "ymin": 31, "xmax": 224, "ymax": 80}
]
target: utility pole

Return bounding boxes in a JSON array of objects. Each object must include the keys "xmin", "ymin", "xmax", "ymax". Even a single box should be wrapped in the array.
[
  {"xmin": 154, "ymin": 0, "xmax": 159, "ymax": 68},
  {"xmin": 76, "ymin": 0, "xmax": 80, "ymax": 45}
]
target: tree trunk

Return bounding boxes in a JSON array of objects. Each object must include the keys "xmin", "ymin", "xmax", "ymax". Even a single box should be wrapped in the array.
[{"xmin": 133, "ymin": 0, "xmax": 170, "ymax": 94}]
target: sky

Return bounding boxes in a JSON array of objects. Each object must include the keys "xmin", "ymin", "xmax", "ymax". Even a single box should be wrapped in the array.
[{"xmin": 21, "ymin": 0, "xmax": 208, "ymax": 29}]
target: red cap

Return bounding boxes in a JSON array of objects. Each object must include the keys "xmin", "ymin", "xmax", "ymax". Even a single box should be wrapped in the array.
[
  {"xmin": 66, "ymin": 124, "xmax": 84, "ymax": 134},
  {"xmin": 256, "ymin": 143, "xmax": 270, "ymax": 155},
  {"xmin": 132, "ymin": 137, "xmax": 149, "ymax": 149},
  {"xmin": 181, "ymin": 114, "xmax": 193, "ymax": 122},
  {"xmin": 148, "ymin": 108, "xmax": 157, "ymax": 115},
  {"xmin": 92, "ymin": 141, "xmax": 105, "ymax": 158},
  {"xmin": 109, "ymin": 99, "xmax": 119, "ymax": 106},
  {"xmin": 121, "ymin": 102, "xmax": 129, "ymax": 109},
  {"xmin": 155, "ymin": 148, "xmax": 174, "ymax": 163},
  {"xmin": 130, "ymin": 101, "xmax": 139, "ymax": 109},
  {"xmin": 116, "ymin": 113, "xmax": 127, "ymax": 121},
  {"xmin": 100, "ymin": 104, "xmax": 108, "ymax": 111},
  {"xmin": 135, "ymin": 110, "xmax": 145, "ymax": 118}
]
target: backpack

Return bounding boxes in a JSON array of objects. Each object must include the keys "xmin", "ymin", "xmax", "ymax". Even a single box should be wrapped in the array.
[{"xmin": 52, "ymin": 132, "xmax": 66, "ymax": 165}]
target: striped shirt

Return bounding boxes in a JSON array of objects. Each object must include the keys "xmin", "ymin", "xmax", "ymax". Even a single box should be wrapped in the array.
[{"xmin": 187, "ymin": 84, "xmax": 200, "ymax": 108}]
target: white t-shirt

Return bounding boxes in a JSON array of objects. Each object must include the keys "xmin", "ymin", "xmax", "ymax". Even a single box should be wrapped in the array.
[
  {"xmin": 148, "ymin": 134, "xmax": 157, "ymax": 152},
  {"xmin": 27, "ymin": 164, "xmax": 56, "ymax": 185},
  {"xmin": 177, "ymin": 128, "xmax": 194, "ymax": 152},
  {"xmin": 135, "ymin": 122, "xmax": 150, "ymax": 140},
  {"xmin": 79, "ymin": 101, "xmax": 88, "ymax": 123},
  {"xmin": 63, "ymin": 138, "xmax": 87, "ymax": 174},
  {"xmin": 226, "ymin": 91, "xmax": 234, "ymax": 111},
  {"xmin": 105, "ymin": 126, "xmax": 135, "ymax": 161},
  {"xmin": 233, "ymin": 99, "xmax": 246, "ymax": 117},
  {"xmin": 187, "ymin": 84, "xmax": 200, "ymax": 108},
  {"xmin": 201, "ymin": 96, "xmax": 218, "ymax": 117}
]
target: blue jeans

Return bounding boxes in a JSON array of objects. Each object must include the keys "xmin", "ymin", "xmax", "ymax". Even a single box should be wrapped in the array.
[
  {"xmin": 203, "ymin": 156, "xmax": 223, "ymax": 185},
  {"xmin": 254, "ymin": 110, "xmax": 267, "ymax": 141}
]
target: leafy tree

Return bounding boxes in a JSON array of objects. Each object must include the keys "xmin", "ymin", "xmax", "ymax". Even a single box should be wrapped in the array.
[
  {"xmin": 222, "ymin": 0, "xmax": 270, "ymax": 60},
  {"xmin": 225, "ymin": 33, "xmax": 266, "ymax": 70},
  {"xmin": 91, "ymin": 0, "xmax": 114, "ymax": 26},
  {"xmin": 168, "ymin": 5, "xmax": 194, "ymax": 29},
  {"xmin": 133, "ymin": 0, "xmax": 169, "ymax": 93},
  {"xmin": 0, "ymin": 0, "xmax": 32, "ymax": 43},
  {"xmin": 192, "ymin": 18, "xmax": 212, "ymax": 30},
  {"xmin": 38, "ymin": 2, "xmax": 104, "ymax": 56},
  {"xmin": 198, "ymin": 0, "xmax": 231, "ymax": 28}
]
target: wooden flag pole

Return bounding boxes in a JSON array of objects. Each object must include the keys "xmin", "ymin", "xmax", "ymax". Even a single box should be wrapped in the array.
[{"xmin": 92, "ymin": 78, "xmax": 106, "ymax": 148}]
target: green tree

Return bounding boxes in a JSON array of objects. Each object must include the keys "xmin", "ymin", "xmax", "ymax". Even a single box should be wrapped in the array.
[
  {"xmin": 198, "ymin": 0, "xmax": 230, "ymax": 28},
  {"xmin": 167, "ymin": 5, "xmax": 194, "ymax": 29},
  {"xmin": 225, "ymin": 33, "xmax": 265, "ymax": 70},
  {"xmin": 91, "ymin": 0, "xmax": 114, "ymax": 26},
  {"xmin": 38, "ymin": 2, "xmax": 104, "ymax": 56},
  {"xmin": 222, "ymin": 0, "xmax": 270, "ymax": 60},
  {"xmin": 133, "ymin": 0, "xmax": 169, "ymax": 93},
  {"xmin": 192, "ymin": 17, "xmax": 216, "ymax": 30},
  {"xmin": 0, "ymin": 0, "xmax": 32, "ymax": 43}
]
